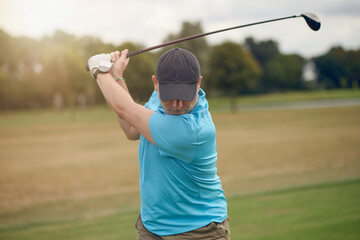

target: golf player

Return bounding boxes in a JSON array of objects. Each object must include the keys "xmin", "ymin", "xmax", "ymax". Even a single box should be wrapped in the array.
[{"xmin": 88, "ymin": 48, "xmax": 230, "ymax": 239}]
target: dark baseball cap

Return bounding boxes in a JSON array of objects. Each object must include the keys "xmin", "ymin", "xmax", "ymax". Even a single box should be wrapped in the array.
[{"xmin": 155, "ymin": 48, "xmax": 201, "ymax": 102}]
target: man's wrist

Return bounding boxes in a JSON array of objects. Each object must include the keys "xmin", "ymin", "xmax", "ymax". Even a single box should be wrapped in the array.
[
  {"xmin": 91, "ymin": 68, "xmax": 100, "ymax": 80},
  {"xmin": 113, "ymin": 72, "xmax": 124, "ymax": 80},
  {"xmin": 115, "ymin": 77, "xmax": 125, "ymax": 81},
  {"xmin": 92, "ymin": 68, "xmax": 108, "ymax": 81}
]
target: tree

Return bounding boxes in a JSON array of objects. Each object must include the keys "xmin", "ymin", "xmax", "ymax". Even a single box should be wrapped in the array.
[
  {"xmin": 244, "ymin": 37, "xmax": 280, "ymax": 67},
  {"xmin": 38, "ymin": 31, "xmax": 92, "ymax": 108},
  {"xmin": 0, "ymin": 29, "xmax": 18, "ymax": 110},
  {"xmin": 0, "ymin": 30, "xmax": 42, "ymax": 110},
  {"xmin": 117, "ymin": 42, "xmax": 157, "ymax": 102},
  {"xmin": 207, "ymin": 41, "xmax": 262, "ymax": 111},
  {"xmin": 345, "ymin": 49, "xmax": 360, "ymax": 88},
  {"xmin": 160, "ymin": 21, "xmax": 209, "ymax": 78},
  {"xmin": 263, "ymin": 54, "xmax": 306, "ymax": 91},
  {"xmin": 314, "ymin": 46, "xmax": 360, "ymax": 89},
  {"xmin": 245, "ymin": 37, "xmax": 306, "ymax": 92}
]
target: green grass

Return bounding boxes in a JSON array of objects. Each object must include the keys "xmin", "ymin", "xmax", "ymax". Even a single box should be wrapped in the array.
[
  {"xmin": 1, "ymin": 90, "xmax": 360, "ymax": 239},
  {"xmin": 212, "ymin": 89, "xmax": 360, "ymax": 104},
  {"xmin": 1, "ymin": 88, "xmax": 359, "ymax": 127},
  {"xmin": 0, "ymin": 106, "xmax": 115, "ymax": 127},
  {"xmin": 1, "ymin": 179, "xmax": 359, "ymax": 240},
  {"xmin": 208, "ymin": 89, "xmax": 360, "ymax": 112},
  {"xmin": 229, "ymin": 179, "xmax": 360, "ymax": 240}
]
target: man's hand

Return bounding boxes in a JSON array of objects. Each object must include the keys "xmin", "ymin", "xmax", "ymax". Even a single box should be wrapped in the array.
[
  {"xmin": 88, "ymin": 53, "xmax": 113, "ymax": 80},
  {"xmin": 109, "ymin": 49, "xmax": 130, "ymax": 79},
  {"xmin": 87, "ymin": 49, "xmax": 129, "ymax": 80}
]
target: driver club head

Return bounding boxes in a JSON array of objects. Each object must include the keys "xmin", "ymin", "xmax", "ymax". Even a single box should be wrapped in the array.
[{"xmin": 301, "ymin": 12, "xmax": 321, "ymax": 31}]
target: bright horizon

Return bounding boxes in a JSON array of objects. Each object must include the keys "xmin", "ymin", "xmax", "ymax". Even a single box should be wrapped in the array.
[{"xmin": 0, "ymin": 0, "xmax": 359, "ymax": 58}]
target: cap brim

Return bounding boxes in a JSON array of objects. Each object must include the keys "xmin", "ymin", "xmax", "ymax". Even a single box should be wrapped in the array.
[{"xmin": 159, "ymin": 83, "xmax": 197, "ymax": 102}]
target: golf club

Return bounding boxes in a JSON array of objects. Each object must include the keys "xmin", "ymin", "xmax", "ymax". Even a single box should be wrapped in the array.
[{"xmin": 86, "ymin": 12, "xmax": 320, "ymax": 71}]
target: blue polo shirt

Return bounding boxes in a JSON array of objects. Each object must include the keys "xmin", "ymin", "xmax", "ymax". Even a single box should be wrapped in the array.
[{"xmin": 138, "ymin": 89, "xmax": 227, "ymax": 236}]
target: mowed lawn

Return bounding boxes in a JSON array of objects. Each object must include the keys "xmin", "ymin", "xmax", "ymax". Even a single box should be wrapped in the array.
[{"xmin": 0, "ymin": 103, "xmax": 359, "ymax": 239}]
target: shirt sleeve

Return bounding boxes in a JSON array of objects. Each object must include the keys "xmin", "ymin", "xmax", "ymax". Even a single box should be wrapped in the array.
[{"xmin": 149, "ymin": 113, "xmax": 197, "ymax": 163}]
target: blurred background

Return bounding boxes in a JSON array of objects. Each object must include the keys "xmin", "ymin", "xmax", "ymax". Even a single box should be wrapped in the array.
[
  {"xmin": 0, "ymin": 0, "xmax": 359, "ymax": 110},
  {"xmin": 0, "ymin": 0, "xmax": 359, "ymax": 239}
]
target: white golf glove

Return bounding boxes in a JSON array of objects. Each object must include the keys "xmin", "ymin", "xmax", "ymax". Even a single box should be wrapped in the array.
[{"xmin": 88, "ymin": 53, "xmax": 113, "ymax": 80}]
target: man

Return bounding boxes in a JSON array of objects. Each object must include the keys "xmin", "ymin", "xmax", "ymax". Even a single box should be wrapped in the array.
[{"xmin": 88, "ymin": 48, "xmax": 230, "ymax": 239}]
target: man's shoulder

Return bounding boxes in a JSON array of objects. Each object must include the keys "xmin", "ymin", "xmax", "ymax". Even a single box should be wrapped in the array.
[
  {"xmin": 145, "ymin": 91, "xmax": 162, "ymax": 112},
  {"xmin": 192, "ymin": 89, "xmax": 209, "ymax": 113}
]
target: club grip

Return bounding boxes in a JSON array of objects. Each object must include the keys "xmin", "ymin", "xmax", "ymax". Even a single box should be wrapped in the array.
[
  {"xmin": 85, "ymin": 49, "xmax": 143, "ymax": 71},
  {"xmin": 127, "ymin": 49, "xmax": 143, "ymax": 57}
]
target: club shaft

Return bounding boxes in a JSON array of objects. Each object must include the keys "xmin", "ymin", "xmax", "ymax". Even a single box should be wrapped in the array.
[
  {"xmin": 127, "ymin": 15, "xmax": 298, "ymax": 57},
  {"xmin": 86, "ymin": 14, "xmax": 300, "ymax": 70}
]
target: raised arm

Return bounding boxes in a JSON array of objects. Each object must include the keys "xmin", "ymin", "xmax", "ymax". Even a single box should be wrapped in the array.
[
  {"xmin": 114, "ymin": 78, "xmax": 140, "ymax": 140},
  {"xmin": 107, "ymin": 51, "xmax": 140, "ymax": 140},
  {"xmin": 89, "ymin": 49, "xmax": 155, "ymax": 145}
]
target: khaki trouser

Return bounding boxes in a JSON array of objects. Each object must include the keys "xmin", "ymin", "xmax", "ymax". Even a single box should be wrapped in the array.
[{"xmin": 135, "ymin": 214, "xmax": 230, "ymax": 240}]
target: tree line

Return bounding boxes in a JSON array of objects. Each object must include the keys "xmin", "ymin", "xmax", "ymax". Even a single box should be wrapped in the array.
[{"xmin": 0, "ymin": 22, "xmax": 359, "ymax": 111}]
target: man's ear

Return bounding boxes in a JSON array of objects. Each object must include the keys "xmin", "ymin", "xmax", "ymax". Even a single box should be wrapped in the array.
[
  {"xmin": 152, "ymin": 75, "xmax": 159, "ymax": 92},
  {"xmin": 197, "ymin": 76, "xmax": 203, "ymax": 90}
]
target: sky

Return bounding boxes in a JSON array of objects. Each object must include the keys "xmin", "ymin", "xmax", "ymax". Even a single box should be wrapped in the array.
[{"xmin": 0, "ymin": 0, "xmax": 359, "ymax": 58}]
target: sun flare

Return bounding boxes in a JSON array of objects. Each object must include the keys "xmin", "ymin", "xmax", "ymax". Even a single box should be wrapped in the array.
[{"xmin": 1, "ymin": 0, "xmax": 76, "ymax": 37}]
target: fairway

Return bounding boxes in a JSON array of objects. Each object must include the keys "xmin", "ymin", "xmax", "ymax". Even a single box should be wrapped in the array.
[
  {"xmin": 1, "ymin": 104, "xmax": 360, "ymax": 239},
  {"xmin": 1, "ymin": 180, "xmax": 359, "ymax": 240}
]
